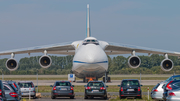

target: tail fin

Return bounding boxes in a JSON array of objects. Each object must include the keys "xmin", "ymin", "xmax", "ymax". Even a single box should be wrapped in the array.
[{"xmin": 86, "ymin": 4, "xmax": 91, "ymax": 37}]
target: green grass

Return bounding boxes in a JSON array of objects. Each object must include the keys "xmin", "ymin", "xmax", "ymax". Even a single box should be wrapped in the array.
[{"xmin": 110, "ymin": 95, "xmax": 154, "ymax": 101}]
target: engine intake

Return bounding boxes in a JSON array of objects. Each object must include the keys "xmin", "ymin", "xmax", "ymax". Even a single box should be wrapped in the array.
[
  {"xmin": 128, "ymin": 56, "xmax": 141, "ymax": 68},
  {"xmin": 39, "ymin": 55, "xmax": 52, "ymax": 68},
  {"xmin": 6, "ymin": 58, "xmax": 18, "ymax": 71},
  {"xmin": 161, "ymin": 59, "xmax": 173, "ymax": 71}
]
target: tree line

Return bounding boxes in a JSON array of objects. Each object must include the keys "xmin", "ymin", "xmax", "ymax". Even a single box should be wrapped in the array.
[{"xmin": 0, "ymin": 54, "xmax": 180, "ymax": 75}]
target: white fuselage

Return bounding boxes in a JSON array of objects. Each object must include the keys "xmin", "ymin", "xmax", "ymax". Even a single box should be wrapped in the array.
[{"xmin": 71, "ymin": 37, "xmax": 109, "ymax": 79}]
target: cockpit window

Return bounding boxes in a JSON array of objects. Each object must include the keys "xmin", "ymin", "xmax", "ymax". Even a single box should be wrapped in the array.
[{"xmin": 83, "ymin": 39, "xmax": 99, "ymax": 45}]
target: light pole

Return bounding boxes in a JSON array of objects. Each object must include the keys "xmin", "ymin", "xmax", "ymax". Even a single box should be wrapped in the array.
[
  {"xmin": 36, "ymin": 69, "xmax": 38, "ymax": 93},
  {"xmin": 1, "ymin": 69, "xmax": 3, "ymax": 81}
]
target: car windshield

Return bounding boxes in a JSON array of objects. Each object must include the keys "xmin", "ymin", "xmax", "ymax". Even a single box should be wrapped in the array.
[
  {"xmin": 87, "ymin": 82, "xmax": 104, "ymax": 87},
  {"xmin": 18, "ymin": 82, "xmax": 34, "ymax": 88},
  {"xmin": 122, "ymin": 80, "xmax": 139, "ymax": 86},
  {"xmin": 56, "ymin": 82, "xmax": 71, "ymax": 86}
]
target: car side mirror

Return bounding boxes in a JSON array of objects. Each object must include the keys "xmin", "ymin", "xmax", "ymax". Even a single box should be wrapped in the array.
[
  {"xmin": 84, "ymin": 85, "xmax": 87, "ymax": 87},
  {"xmin": 72, "ymin": 85, "xmax": 74, "ymax": 87},
  {"xmin": 35, "ymin": 86, "xmax": 38, "ymax": 88},
  {"xmin": 141, "ymin": 85, "xmax": 143, "ymax": 87},
  {"xmin": 106, "ymin": 86, "xmax": 108, "ymax": 87},
  {"xmin": 118, "ymin": 85, "xmax": 120, "ymax": 87},
  {"xmin": 50, "ymin": 85, "xmax": 53, "ymax": 87}
]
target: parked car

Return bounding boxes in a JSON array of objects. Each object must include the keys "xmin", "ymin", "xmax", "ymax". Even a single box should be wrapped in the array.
[
  {"xmin": 118, "ymin": 79, "xmax": 142, "ymax": 99},
  {"xmin": 50, "ymin": 81, "xmax": 75, "ymax": 99},
  {"xmin": 151, "ymin": 81, "xmax": 166, "ymax": 100},
  {"xmin": 3, "ymin": 81, "xmax": 21, "ymax": 100},
  {"xmin": 84, "ymin": 81, "xmax": 108, "ymax": 99},
  {"xmin": 18, "ymin": 81, "xmax": 36, "ymax": 99},
  {"xmin": 163, "ymin": 80, "xmax": 180, "ymax": 101},
  {"xmin": 3, "ymin": 81, "xmax": 21, "ymax": 101},
  {"xmin": 0, "ymin": 80, "xmax": 6, "ymax": 101},
  {"xmin": 166, "ymin": 88, "xmax": 180, "ymax": 101}
]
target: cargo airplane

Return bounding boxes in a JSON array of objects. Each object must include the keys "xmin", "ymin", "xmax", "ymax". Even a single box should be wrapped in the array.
[{"xmin": 0, "ymin": 4, "xmax": 180, "ymax": 82}]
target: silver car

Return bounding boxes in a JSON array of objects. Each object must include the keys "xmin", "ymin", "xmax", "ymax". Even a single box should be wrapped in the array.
[
  {"xmin": 18, "ymin": 81, "xmax": 36, "ymax": 99},
  {"xmin": 166, "ymin": 88, "xmax": 180, "ymax": 101},
  {"xmin": 151, "ymin": 81, "xmax": 166, "ymax": 100}
]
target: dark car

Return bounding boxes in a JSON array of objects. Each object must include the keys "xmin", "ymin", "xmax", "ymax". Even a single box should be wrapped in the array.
[
  {"xmin": 50, "ymin": 81, "xmax": 75, "ymax": 99},
  {"xmin": 0, "ymin": 80, "xmax": 6, "ymax": 101},
  {"xmin": 162, "ymin": 80, "xmax": 180, "ymax": 101},
  {"xmin": 84, "ymin": 81, "xmax": 108, "ymax": 99},
  {"xmin": 3, "ymin": 81, "xmax": 21, "ymax": 101},
  {"xmin": 118, "ymin": 79, "xmax": 142, "ymax": 99}
]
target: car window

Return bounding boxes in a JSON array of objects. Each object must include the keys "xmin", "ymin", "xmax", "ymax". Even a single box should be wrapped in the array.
[
  {"xmin": 4, "ymin": 86, "xmax": 10, "ymax": 90},
  {"xmin": 154, "ymin": 83, "xmax": 160, "ymax": 89},
  {"xmin": 172, "ymin": 77, "xmax": 180, "ymax": 81},
  {"xmin": 87, "ymin": 82, "xmax": 104, "ymax": 87},
  {"xmin": 121, "ymin": 80, "xmax": 139, "ymax": 86},
  {"xmin": 165, "ymin": 77, "xmax": 171, "ymax": 82},
  {"xmin": 173, "ymin": 82, "xmax": 180, "ymax": 87},
  {"xmin": 56, "ymin": 82, "xmax": 71, "ymax": 86},
  {"xmin": 18, "ymin": 82, "xmax": 34, "ymax": 88}
]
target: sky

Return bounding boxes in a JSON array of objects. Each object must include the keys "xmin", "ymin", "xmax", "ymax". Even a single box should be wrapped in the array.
[{"xmin": 0, "ymin": 0, "xmax": 180, "ymax": 60}]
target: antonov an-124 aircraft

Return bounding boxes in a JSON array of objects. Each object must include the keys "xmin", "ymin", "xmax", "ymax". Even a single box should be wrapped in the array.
[{"xmin": 1, "ymin": 4, "xmax": 180, "ymax": 82}]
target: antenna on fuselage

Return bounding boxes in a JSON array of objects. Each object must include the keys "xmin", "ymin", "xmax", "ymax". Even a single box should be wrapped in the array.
[{"xmin": 86, "ymin": 4, "xmax": 91, "ymax": 37}]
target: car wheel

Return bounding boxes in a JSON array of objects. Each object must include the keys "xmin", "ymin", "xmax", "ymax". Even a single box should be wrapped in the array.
[
  {"xmin": 70, "ymin": 96, "xmax": 74, "ymax": 99},
  {"xmin": 51, "ymin": 95, "xmax": 55, "ymax": 99},
  {"xmin": 104, "ymin": 95, "xmax": 107, "ymax": 99},
  {"xmin": 33, "ymin": 95, "xmax": 36, "ymax": 99},
  {"xmin": 119, "ymin": 95, "xmax": 123, "ymax": 99},
  {"xmin": 84, "ymin": 95, "xmax": 88, "ymax": 99}
]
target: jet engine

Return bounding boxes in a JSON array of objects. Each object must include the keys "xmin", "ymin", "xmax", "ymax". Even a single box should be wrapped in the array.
[
  {"xmin": 128, "ymin": 56, "xmax": 141, "ymax": 68},
  {"xmin": 6, "ymin": 58, "xmax": 18, "ymax": 71},
  {"xmin": 161, "ymin": 59, "xmax": 173, "ymax": 71},
  {"xmin": 39, "ymin": 55, "xmax": 52, "ymax": 68}
]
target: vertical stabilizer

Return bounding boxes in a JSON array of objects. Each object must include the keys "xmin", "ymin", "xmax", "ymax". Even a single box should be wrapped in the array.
[{"xmin": 86, "ymin": 4, "xmax": 91, "ymax": 37}]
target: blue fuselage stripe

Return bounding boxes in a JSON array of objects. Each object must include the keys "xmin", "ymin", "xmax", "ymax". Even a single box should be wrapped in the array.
[{"xmin": 73, "ymin": 61, "xmax": 108, "ymax": 64}]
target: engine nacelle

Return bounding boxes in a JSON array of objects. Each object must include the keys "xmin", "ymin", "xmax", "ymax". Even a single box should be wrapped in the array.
[
  {"xmin": 128, "ymin": 56, "xmax": 141, "ymax": 68},
  {"xmin": 39, "ymin": 55, "xmax": 52, "ymax": 68},
  {"xmin": 161, "ymin": 59, "xmax": 173, "ymax": 71},
  {"xmin": 6, "ymin": 58, "xmax": 18, "ymax": 71}
]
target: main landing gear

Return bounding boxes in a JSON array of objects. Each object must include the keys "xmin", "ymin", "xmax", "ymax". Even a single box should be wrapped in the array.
[{"xmin": 103, "ymin": 71, "xmax": 111, "ymax": 83}]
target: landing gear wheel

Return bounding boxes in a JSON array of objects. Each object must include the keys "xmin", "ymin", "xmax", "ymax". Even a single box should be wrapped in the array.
[
  {"xmin": 70, "ymin": 96, "xmax": 74, "ymax": 99},
  {"xmin": 107, "ymin": 77, "xmax": 111, "ymax": 82},
  {"xmin": 103, "ymin": 77, "xmax": 105, "ymax": 82},
  {"xmin": 85, "ymin": 79, "xmax": 88, "ymax": 83}
]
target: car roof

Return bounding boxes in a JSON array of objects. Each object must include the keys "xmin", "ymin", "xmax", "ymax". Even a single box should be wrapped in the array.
[
  {"xmin": 18, "ymin": 81, "xmax": 33, "ymax": 83},
  {"xmin": 88, "ymin": 81, "xmax": 103, "ymax": 83},
  {"xmin": 3, "ymin": 81, "xmax": 16, "ymax": 84},
  {"xmin": 171, "ymin": 75, "xmax": 180, "ymax": 77}
]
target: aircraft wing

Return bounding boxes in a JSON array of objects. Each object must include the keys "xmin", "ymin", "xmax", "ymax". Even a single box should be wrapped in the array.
[
  {"xmin": 105, "ymin": 42, "xmax": 180, "ymax": 56},
  {"xmin": 0, "ymin": 42, "xmax": 75, "ymax": 56}
]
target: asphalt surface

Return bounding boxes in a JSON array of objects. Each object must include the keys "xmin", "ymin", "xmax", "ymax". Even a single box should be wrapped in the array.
[{"xmin": 34, "ymin": 97, "xmax": 111, "ymax": 101}]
